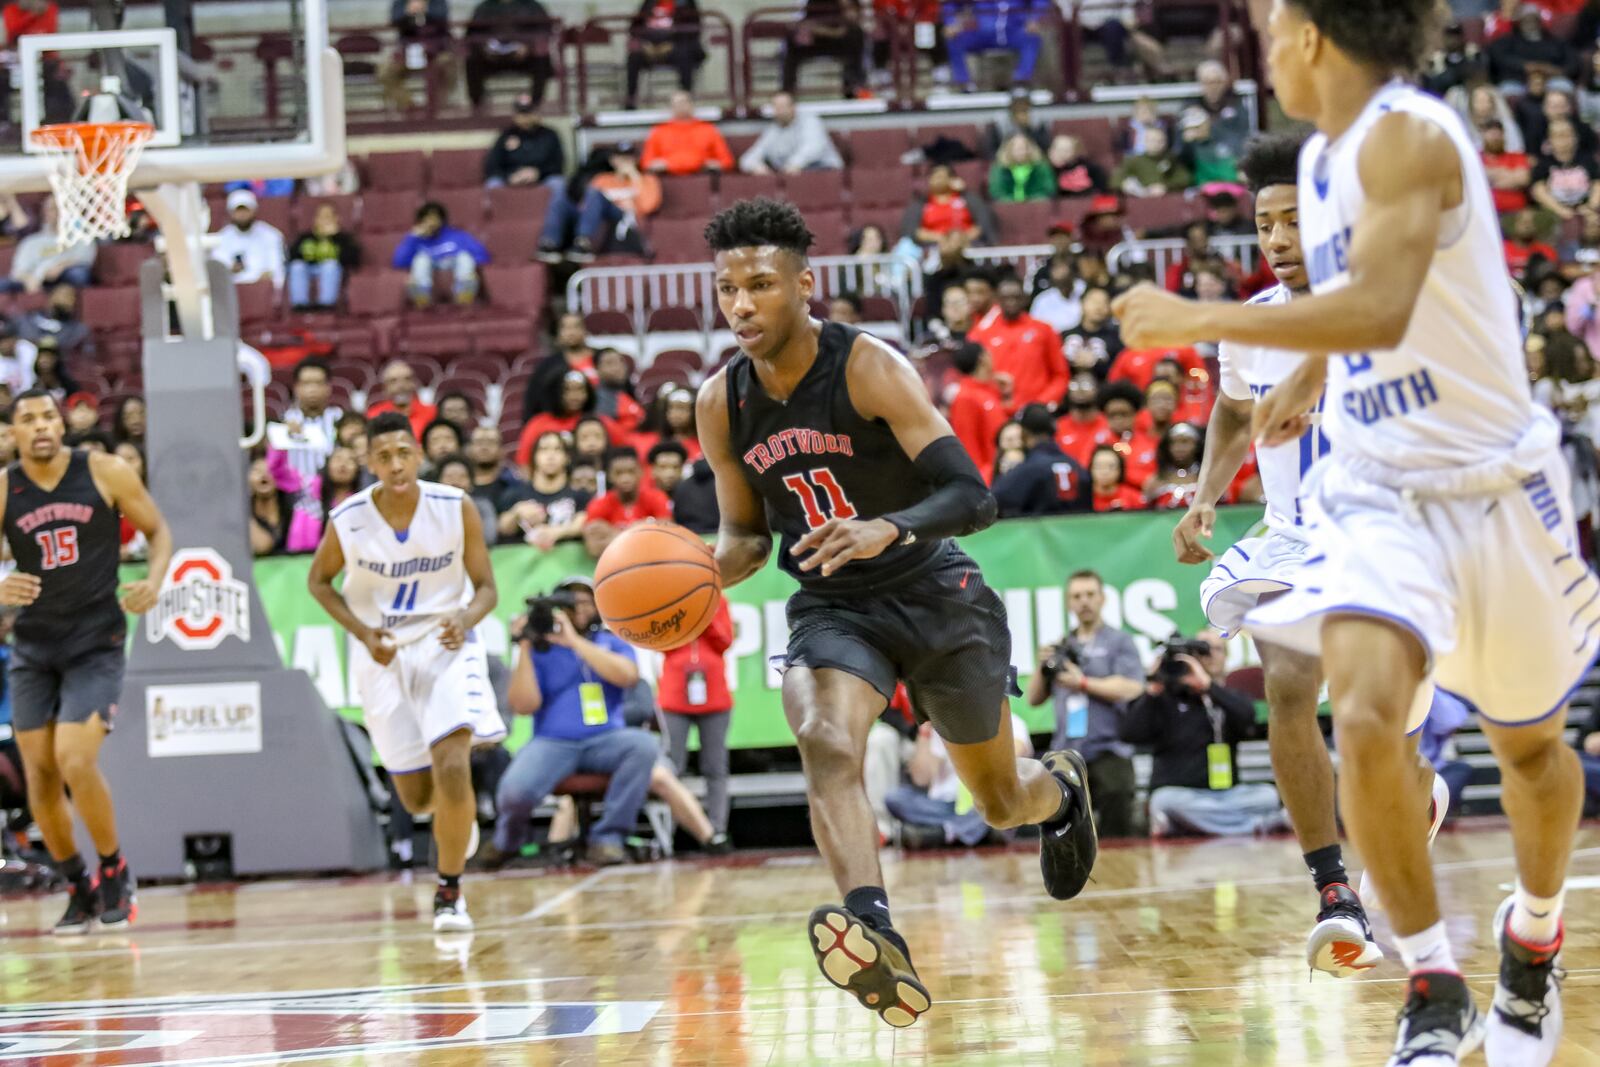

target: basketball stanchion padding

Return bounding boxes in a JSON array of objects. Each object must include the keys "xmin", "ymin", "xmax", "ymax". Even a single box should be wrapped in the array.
[
  {"xmin": 29, "ymin": 119, "xmax": 154, "ymax": 244},
  {"xmin": 595, "ymin": 523, "xmax": 723, "ymax": 651}
]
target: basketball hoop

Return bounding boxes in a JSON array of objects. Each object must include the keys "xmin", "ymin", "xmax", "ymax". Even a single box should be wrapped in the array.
[{"xmin": 28, "ymin": 120, "xmax": 154, "ymax": 245}]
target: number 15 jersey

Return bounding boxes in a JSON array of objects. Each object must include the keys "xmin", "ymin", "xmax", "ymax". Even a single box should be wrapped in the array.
[
  {"xmin": 330, "ymin": 482, "xmax": 474, "ymax": 645},
  {"xmin": 724, "ymin": 321, "xmax": 948, "ymax": 593}
]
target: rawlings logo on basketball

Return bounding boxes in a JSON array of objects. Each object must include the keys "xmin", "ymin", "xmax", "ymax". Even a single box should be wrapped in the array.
[
  {"xmin": 617, "ymin": 607, "xmax": 688, "ymax": 644},
  {"xmin": 147, "ymin": 548, "xmax": 251, "ymax": 651}
]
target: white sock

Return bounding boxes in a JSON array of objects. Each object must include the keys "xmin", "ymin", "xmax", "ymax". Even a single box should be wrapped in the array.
[
  {"xmin": 1510, "ymin": 882, "xmax": 1564, "ymax": 946},
  {"xmin": 1395, "ymin": 921, "xmax": 1458, "ymax": 974}
]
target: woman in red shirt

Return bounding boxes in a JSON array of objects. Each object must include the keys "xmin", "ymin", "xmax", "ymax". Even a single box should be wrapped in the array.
[
  {"xmin": 516, "ymin": 372, "xmax": 622, "ymax": 467},
  {"xmin": 1142, "ymin": 423, "xmax": 1203, "ymax": 510},
  {"xmin": 658, "ymin": 595, "xmax": 734, "ymax": 848},
  {"xmin": 631, "ymin": 385, "xmax": 702, "ymax": 462},
  {"xmin": 1089, "ymin": 445, "xmax": 1145, "ymax": 512}
]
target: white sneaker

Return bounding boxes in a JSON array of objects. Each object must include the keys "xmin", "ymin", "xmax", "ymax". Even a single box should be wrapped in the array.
[
  {"xmin": 1362, "ymin": 770, "xmax": 1450, "ymax": 911},
  {"xmin": 1306, "ymin": 883, "xmax": 1382, "ymax": 978},
  {"xmin": 1486, "ymin": 895, "xmax": 1564, "ymax": 1067},
  {"xmin": 433, "ymin": 889, "xmax": 473, "ymax": 933}
]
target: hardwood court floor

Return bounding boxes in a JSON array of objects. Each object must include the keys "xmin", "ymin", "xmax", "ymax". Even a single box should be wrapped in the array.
[{"xmin": 2, "ymin": 824, "xmax": 1599, "ymax": 1065}]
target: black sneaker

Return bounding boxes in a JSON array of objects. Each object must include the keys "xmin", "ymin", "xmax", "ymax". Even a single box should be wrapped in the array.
[
  {"xmin": 1487, "ymin": 895, "xmax": 1564, "ymax": 1065},
  {"xmin": 1306, "ymin": 882, "xmax": 1383, "ymax": 977},
  {"xmin": 96, "ymin": 858, "xmax": 137, "ymax": 929},
  {"xmin": 1388, "ymin": 971, "xmax": 1486, "ymax": 1066},
  {"xmin": 53, "ymin": 878, "xmax": 98, "ymax": 936},
  {"xmin": 703, "ymin": 833, "xmax": 733, "ymax": 856},
  {"xmin": 807, "ymin": 905, "xmax": 931, "ymax": 1028},
  {"xmin": 1037, "ymin": 750, "xmax": 1097, "ymax": 900}
]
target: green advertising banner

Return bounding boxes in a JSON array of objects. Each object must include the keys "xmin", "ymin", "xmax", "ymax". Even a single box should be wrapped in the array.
[{"xmin": 229, "ymin": 506, "xmax": 1265, "ymax": 751}]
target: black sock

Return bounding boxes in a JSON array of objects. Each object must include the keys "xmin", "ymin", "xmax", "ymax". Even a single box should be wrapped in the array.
[
  {"xmin": 57, "ymin": 853, "xmax": 87, "ymax": 884},
  {"xmin": 98, "ymin": 849, "xmax": 122, "ymax": 874},
  {"xmin": 1043, "ymin": 773, "xmax": 1076, "ymax": 828},
  {"xmin": 1304, "ymin": 844, "xmax": 1347, "ymax": 892},
  {"xmin": 438, "ymin": 873, "xmax": 461, "ymax": 893},
  {"xmin": 844, "ymin": 885, "xmax": 891, "ymax": 930}
]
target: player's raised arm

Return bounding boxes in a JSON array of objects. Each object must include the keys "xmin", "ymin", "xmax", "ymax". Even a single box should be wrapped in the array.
[
  {"xmin": 696, "ymin": 368, "xmax": 773, "ymax": 587},
  {"xmin": 92, "ymin": 451, "xmax": 172, "ymax": 614},
  {"xmin": 439, "ymin": 497, "xmax": 498, "ymax": 651},
  {"xmin": 1114, "ymin": 112, "xmax": 1459, "ymax": 355},
  {"xmin": 791, "ymin": 338, "xmax": 997, "ymax": 578}
]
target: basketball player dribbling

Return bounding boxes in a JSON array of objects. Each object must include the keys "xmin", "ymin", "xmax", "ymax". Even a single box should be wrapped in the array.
[
  {"xmin": 1170, "ymin": 132, "xmax": 1451, "ymax": 978},
  {"xmin": 307, "ymin": 412, "xmax": 504, "ymax": 933},
  {"xmin": 0, "ymin": 389, "xmax": 172, "ymax": 934},
  {"xmin": 1116, "ymin": 2, "xmax": 1587, "ymax": 1062},
  {"xmin": 697, "ymin": 199, "xmax": 1096, "ymax": 1028}
]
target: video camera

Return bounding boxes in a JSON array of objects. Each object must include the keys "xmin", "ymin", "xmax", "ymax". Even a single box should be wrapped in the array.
[
  {"xmin": 514, "ymin": 589, "xmax": 580, "ymax": 651},
  {"xmin": 1041, "ymin": 637, "xmax": 1086, "ymax": 678},
  {"xmin": 1155, "ymin": 635, "xmax": 1214, "ymax": 690}
]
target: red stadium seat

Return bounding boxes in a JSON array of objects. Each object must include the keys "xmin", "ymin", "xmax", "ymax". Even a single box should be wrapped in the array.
[
  {"xmin": 429, "ymin": 149, "xmax": 487, "ymax": 190},
  {"xmin": 485, "ymin": 221, "xmax": 540, "ymax": 264},
  {"xmin": 467, "ymin": 315, "xmax": 537, "ymax": 356},
  {"xmin": 81, "ymin": 286, "xmax": 142, "ymax": 331},
  {"xmin": 362, "ymin": 191, "xmax": 423, "ymax": 233},
  {"xmin": 716, "ymin": 172, "xmax": 783, "ymax": 206},
  {"xmin": 914, "ymin": 123, "xmax": 979, "ymax": 152},
  {"xmin": 347, "ymin": 272, "xmax": 406, "ymax": 317},
  {"xmin": 657, "ymin": 174, "xmax": 715, "ymax": 219},
  {"xmin": 430, "ymin": 188, "xmax": 487, "ymax": 231},
  {"xmin": 96, "ymin": 242, "xmax": 156, "ymax": 286},
  {"xmin": 362, "ymin": 151, "xmax": 427, "ymax": 193},
  {"xmin": 646, "ymin": 306, "xmax": 703, "ymax": 332},
  {"xmin": 848, "ymin": 167, "xmax": 911, "ymax": 209},
  {"xmin": 846, "ymin": 128, "xmax": 909, "ymax": 168},
  {"xmin": 482, "ymin": 264, "xmax": 547, "ymax": 316},
  {"xmin": 646, "ymin": 219, "xmax": 708, "ymax": 262},
  {"xmin": 487, "ymin": 183, "xmax": 553, "ymax": 223},
  {"xmin": 1125, "ymin": 194, "xmax": 1200, "ymax": 234},
  {"xmin": 235, "ymin": 280, "xmax": 279, "ymax": 324},
  {"xmin": 783, "ymin": 169, "xmax": 844, "ymax": 212},
  {"xmin": 993, "ymin": 201, "xmax": 1052, "ymax": 245}
]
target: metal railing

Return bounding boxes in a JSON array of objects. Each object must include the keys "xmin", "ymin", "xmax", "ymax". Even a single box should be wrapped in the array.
[
  {"xmin": 567, "ymin": 253, "xmax": 919, "ymax": 359},
  {"xmin": 1107, "ymin": 234, "xmax": 1260, "ymax": 283}
]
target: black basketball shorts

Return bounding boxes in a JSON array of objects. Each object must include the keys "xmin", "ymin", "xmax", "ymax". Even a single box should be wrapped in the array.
[
  {"xmin": 784, "ymin": 546, "xmax": 1016, "ymax": 745},
  {"xmin": 10, "ymin": 624, "xmax": 127, "ymax": 733}
]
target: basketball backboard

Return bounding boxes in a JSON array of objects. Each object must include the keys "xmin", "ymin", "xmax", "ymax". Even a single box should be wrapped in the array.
[{"xmin": 0, "ymin": 0, "xmax": 342, "ymax": 192}]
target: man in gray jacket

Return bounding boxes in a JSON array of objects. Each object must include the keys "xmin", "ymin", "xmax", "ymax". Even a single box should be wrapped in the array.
[{"xmin": 739, "ymin": 92, "xmax": 843, "ymax": 175}]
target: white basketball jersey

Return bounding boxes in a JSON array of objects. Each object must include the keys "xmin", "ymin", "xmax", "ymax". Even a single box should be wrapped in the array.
[
  {"xmin": 1217, "ymin": 283, "xmax": 1331, "ymax": 537},
  {"xmin": 1298, "ymin": 81, "xmax": 1532, "ymax": 470},
  {"xmin": 330, "ymin": 482, "xmax": 473, "ymax": 644}
]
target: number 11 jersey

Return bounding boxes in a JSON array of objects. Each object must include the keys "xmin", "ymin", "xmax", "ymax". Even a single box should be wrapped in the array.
[
  {"xmin": 725, "ymin": 321, "xmax": 949, "ymax": 593},
  {"xmin": 330, "ymin": 482, "xmax": 474, "ymax": 645}
]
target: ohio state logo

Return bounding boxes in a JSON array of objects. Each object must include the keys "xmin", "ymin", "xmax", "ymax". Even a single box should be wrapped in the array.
[{"xmin": 147, "ymin": 548, "xmax": 251, "ymax": 651}]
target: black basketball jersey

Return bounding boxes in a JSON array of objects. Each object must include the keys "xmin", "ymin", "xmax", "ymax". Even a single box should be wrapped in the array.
[
  {"xmin": 3, "ymin": 451, "xmax": 123, "ymax": 639},
  {"xmin": 725, "ymin": 321, "xmax": 948, "ymax": 593}
]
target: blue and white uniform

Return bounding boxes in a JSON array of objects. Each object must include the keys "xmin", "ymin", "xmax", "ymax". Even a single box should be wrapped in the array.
[
  {"xmin": 1199, "ymin": 283, "xmax": 1331, "ymax": 637},
  {"xmin": 1246, "ymin": 81, "xmax": 1600, "ymax": 725},
  {"xmin": 330, "ymin": 481, "xmax": 505, "ymax": 772}
]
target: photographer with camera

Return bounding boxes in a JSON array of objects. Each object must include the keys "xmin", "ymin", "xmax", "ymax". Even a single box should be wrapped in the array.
[
  {"xmin": 1025, "ymin": 570, "xmax": 1145, "ymax": 837},
  {"xmin": 487, "ymin": 576, "xmax": 658, "ymax": 867},
  {"xmin": 1120, "ymin": 629, "xmax": 1284, "ymax": 837}
]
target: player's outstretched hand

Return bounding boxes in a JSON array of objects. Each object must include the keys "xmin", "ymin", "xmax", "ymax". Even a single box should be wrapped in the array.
[
  {"xmin": 792, "ymin": 518, "xmax": 899, "ymax": 577},
  {"xmin": 363, "ymin": 627, "xmax": 399, "ymax": 666},
  {"xmin": 0, "ymin": 571, "xmax": 40, "ymax": 607},
  {"xmin": 1172, "ymin": 504, "xmax": 1216, "ymax": 564},
  {"xmin": 118, "ymin": 578, "xmax": 160, "ymax": 614},
  {"xmin": 1111, "ymin": 284, "xmax": 1206, "ymax": 349},
  {"xmin": 438, "ymin": 613, "xmax": 469, "ymax": 651}
]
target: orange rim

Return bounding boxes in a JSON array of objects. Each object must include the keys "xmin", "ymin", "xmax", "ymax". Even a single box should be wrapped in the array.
[{"xmin": 29, "ymin": 120, "xmax": 154, "ymax": 176}]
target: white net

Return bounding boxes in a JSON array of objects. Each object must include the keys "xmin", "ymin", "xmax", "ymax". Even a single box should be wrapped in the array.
[{"xmin": 29, "ymin": 120, "xmax": 154, "ymax": 246}]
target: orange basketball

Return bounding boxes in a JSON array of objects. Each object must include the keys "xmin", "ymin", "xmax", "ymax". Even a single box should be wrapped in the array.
[{"xmin": 594, "ymin": 523, "xmax": 722, "ymax": 651}]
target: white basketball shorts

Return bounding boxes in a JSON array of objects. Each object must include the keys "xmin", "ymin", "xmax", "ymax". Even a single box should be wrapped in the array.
[
  {"xmin": 1200, "ymin": 530, "xmax": 1308, "ymax": 639},
  {"xmin": 1246, "ymin": 456, "xmax": 1600, "ymax": 726},
  {"xmin": 351, "ymin": 629, "xmax": 507, "ymax": 773}
]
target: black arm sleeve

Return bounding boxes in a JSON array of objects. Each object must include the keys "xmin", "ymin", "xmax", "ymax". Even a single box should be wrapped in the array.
[{"xmin": 881, "ymin": 435, "xmax": 998, "ymax": 543}]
